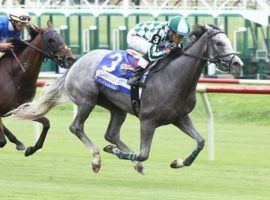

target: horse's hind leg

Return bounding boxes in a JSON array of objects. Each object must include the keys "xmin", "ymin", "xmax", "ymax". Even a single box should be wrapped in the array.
[
  {"xmin": 103, "ymin": 108, "xmax": 144, "ymax": 174},
  {"xmin": 69, "ymin": 104, "xmax": 101, "ymax": 173},
  {"xmin": 105, "ymin": 119, "xmax": 156, "ymax": 164},
  {"xmin": 25, "ymin": 116, "xmax": 50, "ymax": 157},
  {"xmin": 3, "ymin": 126, "xmax": 26, "ymax": 150},
  {"xmin": 171, "ymin": 115, "xmax": 205, "ymax": 168},
  {"xmin": 0, "ymin": 118, "xmax": 7, "ymax": 148}
]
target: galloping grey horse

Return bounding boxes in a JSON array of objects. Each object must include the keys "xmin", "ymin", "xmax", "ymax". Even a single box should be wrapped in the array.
[{"xmin": 10, "ymin": 24, "xmax": 243, "ymax": 173}]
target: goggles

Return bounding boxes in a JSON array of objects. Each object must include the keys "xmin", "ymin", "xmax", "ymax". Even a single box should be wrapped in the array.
[
  {"xmin": 19, "ymin": 15, "xmax": 31, "ymax": 22},
  {"xmin": 10, "ymin": 14, "xmax": 31, "ymax": 22}
]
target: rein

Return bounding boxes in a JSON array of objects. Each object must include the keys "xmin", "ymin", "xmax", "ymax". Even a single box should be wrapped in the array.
[
  {"xmin": 183, "ymin": 32, "xmax": 235, "ymax": 62},
  {"xmin": 149, "ymin": 31, "xmax": 236, "ymax": 76},
  {"xmin": 11, "ymin": 39, "xmax": 64, "ymax": 73},
  {"xmin": 181, "ymin": 31, "xmax": 236, "ymax": 72},
  {"xmin": 10, "ymin": 40, "xmax": 51, "ymax": 73},
  {"xmin": 22, "ymin": 40, "xmax": 52, "ymax": 58},
  {"xmin": 10, "ymin": 49, "xmax": 26, "ymax": 72}
]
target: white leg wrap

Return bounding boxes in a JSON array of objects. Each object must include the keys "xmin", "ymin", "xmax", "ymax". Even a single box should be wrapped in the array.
[{"xmin": 138, "ymin": 57, "xmax": 149, "ymax": 69}]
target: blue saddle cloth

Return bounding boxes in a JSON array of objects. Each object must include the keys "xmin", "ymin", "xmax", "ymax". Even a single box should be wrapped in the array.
[{"xmin": 95, "ymin": 50, "xmax": 138, "ymax": 94}]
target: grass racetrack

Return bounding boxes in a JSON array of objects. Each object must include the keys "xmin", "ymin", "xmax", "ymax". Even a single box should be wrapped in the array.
[{"xmin": 1, "ymin": 92, "xmax": 270, "ymax": 200}]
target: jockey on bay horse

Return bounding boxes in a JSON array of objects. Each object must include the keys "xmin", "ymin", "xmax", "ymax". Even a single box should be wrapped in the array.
[{"xmin": 0, "ymin": 8, "xmax": 31, "ymax": 58}]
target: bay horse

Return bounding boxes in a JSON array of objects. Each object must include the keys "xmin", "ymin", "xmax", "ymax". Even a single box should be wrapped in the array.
[
  {"xmin": 10, "ymin": 24, "xmax": 243, "ymax": 173},
  {"xmin": 0, "ymin": 21, "xmax": 76, "ymax": 155}
]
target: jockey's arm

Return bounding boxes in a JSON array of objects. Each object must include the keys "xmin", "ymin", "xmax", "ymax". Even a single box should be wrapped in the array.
[
  {"xmin": 148, "ymin": 44, "xmax": 170, "ymax": 62},
  {"xmin": 0, "ymin": 23, "xmax": 14, "ymax": 51}
]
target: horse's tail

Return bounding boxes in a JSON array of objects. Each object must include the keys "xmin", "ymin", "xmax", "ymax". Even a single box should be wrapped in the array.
[{"xmin": 9, "ymin": 71, "xmax": 69, "ymax": 120}]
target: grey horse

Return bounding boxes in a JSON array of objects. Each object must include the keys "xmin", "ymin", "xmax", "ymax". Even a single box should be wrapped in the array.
[{"xmin": 10, "ymin": 24, "xmax": 243, "ymax": 174}]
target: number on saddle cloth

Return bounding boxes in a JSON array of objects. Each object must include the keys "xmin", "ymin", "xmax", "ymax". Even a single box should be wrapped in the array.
[{"xmin": 95, "ymin": 50, "xmax": 140, "ymax": 94}]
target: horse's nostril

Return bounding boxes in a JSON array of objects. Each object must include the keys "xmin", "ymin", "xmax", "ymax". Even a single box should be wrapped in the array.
[
  {"xmin": 233, "ymin": 61, "xmax": 243, "ymax": 67},
  {"xmin": 54, "ymin": 55, "xmax": 60, "ymax": 60},
  {"xmin": 67, "ymin": 57, "xmax": 76, "ymax": 63}
]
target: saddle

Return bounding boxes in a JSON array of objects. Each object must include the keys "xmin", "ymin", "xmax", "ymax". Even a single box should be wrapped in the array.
[{"xmin": 95, "ymin": 49, "xmax": 153, "ymax": 117}]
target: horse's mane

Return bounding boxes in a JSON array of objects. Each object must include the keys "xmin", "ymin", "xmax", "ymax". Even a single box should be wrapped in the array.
[
  {"xmin": 150, "ymin": 24, "xmax": 221, "ymax": 74},
  {"xmin": 184, "ymin": 24, "xmax": 221, "ymax": 50}
]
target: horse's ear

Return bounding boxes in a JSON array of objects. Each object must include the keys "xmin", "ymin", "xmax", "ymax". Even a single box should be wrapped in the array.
[
  {"xmin": 203, "ymin": 22, "xmax": 206, "ymax": 29},
  {"xmin": 204, "ymin": 24, "xmax": 212, "ymax": 32},
  {"xmin": 47, "ymin": 20, "xmax": 53, "ymax": 28},
  {"xmin": 33, "ymin": 24, "xmax": 44, "ymax": 32},
  {"xmin": 26, "ymin": 24, "xmax": 40, "ymax": 39}
]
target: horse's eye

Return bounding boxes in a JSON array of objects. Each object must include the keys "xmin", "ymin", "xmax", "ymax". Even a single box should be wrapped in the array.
[
  {"xmin": 48, "ymin": 38, "xmax": 56, "ymax": 45},
  {"xmin": 216, "ymin": 42, "xmax": 223, "ymax": 46}
]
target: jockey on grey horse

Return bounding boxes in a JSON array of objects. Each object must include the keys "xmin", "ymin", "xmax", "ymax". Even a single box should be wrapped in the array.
[
  {"xmin": 9, "ymin": 23, "xmax": 244, "ymax": 174},
  {"xmin": 127, "ymin": 15, "xmax": 190, "ymax": 86}
]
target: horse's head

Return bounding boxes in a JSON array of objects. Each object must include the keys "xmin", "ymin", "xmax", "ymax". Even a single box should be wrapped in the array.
[
  {"xmin": 204, "ymin": 24, "xmax": 243, "ymax": 76},
  {"xmin": 32, "ymin": 21, "xmax": 76, "ymax": 69}
]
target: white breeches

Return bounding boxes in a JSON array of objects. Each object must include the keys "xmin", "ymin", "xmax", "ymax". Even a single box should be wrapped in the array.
[
  {"xmin": 127, "ymin": 29, "xmax": 151, "ymax": 68},
  {"xmin": 127, "ymin": 29, "xmax": 151, "ymax": 55}
]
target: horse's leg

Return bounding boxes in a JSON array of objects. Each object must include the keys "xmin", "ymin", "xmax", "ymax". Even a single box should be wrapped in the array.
[
  {"xmin": 171, "ymin": 115, "xmax": 205, "ymax": 168},
  {"xmin": 0, "ymin": 117, "xmax": 7, "ymax": 148},
  {"xmin": 3, "ymin": 126, "xmax": 26, "ymax": 150},
  {"xmin": 69, "ymin": 105, "xmax": 101, "ymax": 173},
  {"xmin": 24, "ymin": 116, "xmax": 50, "ymax": 156},
  {"xmin": 103, "ymin": 108, "xmax": 144, "ymax": 174},
  {"xmin": 104, "ymin": 119, "xmax": 156, "ymax": 163}
]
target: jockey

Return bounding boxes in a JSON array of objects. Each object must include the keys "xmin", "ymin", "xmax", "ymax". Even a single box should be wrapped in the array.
[
  {"xmin": 126, "ymin": 15, "xmax": 190, "ymax": 86},
  {"xmin": 0, "ymin": 8, "xmax": 31, "ymax": 56}
]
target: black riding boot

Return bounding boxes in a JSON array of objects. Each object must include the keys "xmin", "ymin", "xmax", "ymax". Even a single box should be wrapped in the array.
[{"xmin": 127, "ymin": 66, "xmax": 145, "ymax": 86}]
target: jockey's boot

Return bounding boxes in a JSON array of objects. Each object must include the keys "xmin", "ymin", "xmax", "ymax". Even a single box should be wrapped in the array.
[{"xmin": 127, "ymin": 66, "xmax": 145, "ymax": 87}]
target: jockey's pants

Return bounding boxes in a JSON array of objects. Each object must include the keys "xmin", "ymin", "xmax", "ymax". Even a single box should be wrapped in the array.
[{"xmin": 127, "ymin": 29, "xmax": 151, "ymax": 56}]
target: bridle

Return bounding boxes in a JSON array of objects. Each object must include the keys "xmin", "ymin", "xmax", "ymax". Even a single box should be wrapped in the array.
[
  {"xmin": 25, "ymin": 29, "xmax": 69, "ymax": 66},
  {"xmin": 180, "ymin": 30, "xmax": 237, "ymax": 72},
  {"xmin": 206, "ymin": 31, "xmax": 236, "ymax": 72},
  {"xmin": 12, "ymin": 29, "xmax": 70, "ymax": 72}
]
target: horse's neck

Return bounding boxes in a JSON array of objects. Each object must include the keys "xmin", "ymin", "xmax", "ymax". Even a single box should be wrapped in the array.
[
  {"xmin": 169, "ymin": 33, "xmax": 208, "ymax": 89},
  {"xmin": 16, "ymin": 35, "xmax": 44, "ymax": 86}
]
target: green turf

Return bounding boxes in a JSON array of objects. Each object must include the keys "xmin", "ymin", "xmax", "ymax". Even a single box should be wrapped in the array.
[{"xmin": 0, "ymin": 93, "xmax": 270, "ymax": 200}]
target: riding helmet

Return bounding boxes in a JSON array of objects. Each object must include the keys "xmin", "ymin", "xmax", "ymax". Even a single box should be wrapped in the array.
[
  {"xmin": 168, "ymin": 16, "xmax": 190, "ymax": 36},
  {"xmin": 9, "ymin": 8, "xmax": 31, "ymax": 23}
]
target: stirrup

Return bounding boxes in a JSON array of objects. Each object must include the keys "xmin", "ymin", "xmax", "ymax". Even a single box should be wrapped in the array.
[
  {"xmin": 127, "ymin": 77, "xmax": 145, "ymax": 87},
  {"xmin": 127, "ymin": 76, "xmax": 138, "ymax": 86}
]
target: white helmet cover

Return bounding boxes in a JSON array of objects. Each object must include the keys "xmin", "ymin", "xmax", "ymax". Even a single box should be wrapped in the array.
[{"xmin": 9, "ymin": 8, "xmax": 31, "ymax": 23}]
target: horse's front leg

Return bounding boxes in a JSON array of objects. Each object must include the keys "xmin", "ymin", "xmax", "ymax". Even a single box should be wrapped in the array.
[
  {"xmin": 171, "ymin": 115, "xmax": 205, "ymax": 168},
  {"xmin": 25, "ymin": 116, "xmax": 50, "ymax": 156},
  {"xmin": 103, "ymin": 109, "xmax": 144, "ymax": 174},
  {"xmin": 69, "ymin": 105, "xmax": 101, "ymax": 173},
  {"xmin": 104, "ymin": 119, "xmax": 156, "ymax": 168},
  {"xmin": 4, "ymin": 126, "xmax": 26, "ymax": 150}
]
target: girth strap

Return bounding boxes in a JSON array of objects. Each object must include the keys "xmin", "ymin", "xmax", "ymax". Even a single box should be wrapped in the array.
[{"xmin": 130, "ymin": 85, "xmax": 140, "ymax": 117}]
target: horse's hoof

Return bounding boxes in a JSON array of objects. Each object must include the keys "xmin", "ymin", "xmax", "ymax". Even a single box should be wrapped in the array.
[
  {"xmin": 16, "ymin": 143, "xmax": 26, "ymax": 151},
  {"xmin": 134, "ymin": 161, "xmax": 145, "ymax": 175},
  {"xmin": 170, "ymin": 159, "xmax": 185, "ymax": 168},
  {"xmin": 25, "ymin": 147, "xmax": 35, "ymax": 157},
  {"xmin": 0, "ymin": 140, "xmax": 7, "ymax": 148},
  {"xmin": 103, "ymin": 145, "xmax": 115, "ymax": 154},
  {"xmin": 91, "ymin": 160, "xmax": 101, "ymax": 173},
  {"xmin": 91, "ymin": 155, "xmax": 101, "ymax": 173}
]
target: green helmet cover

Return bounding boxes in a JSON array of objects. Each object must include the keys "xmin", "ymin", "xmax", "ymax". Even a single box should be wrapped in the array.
[{"xmin": 169, "ymin": 16, "xmax": 190, "ymax": 36}]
